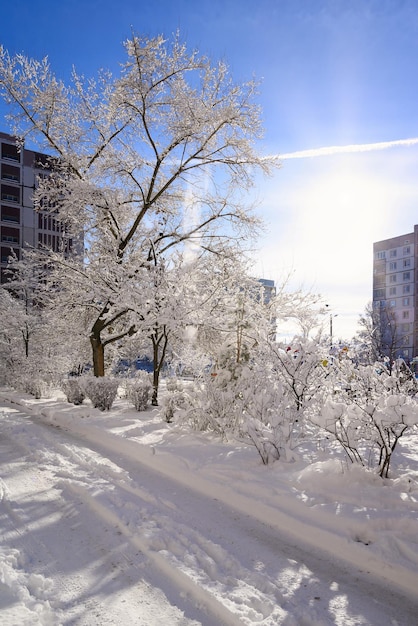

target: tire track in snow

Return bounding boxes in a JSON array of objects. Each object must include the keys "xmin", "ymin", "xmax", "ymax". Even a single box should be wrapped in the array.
[
  {"xmin": 63, "ymin": 481, "xmax": 244, "ymax": 626},
  {"xmin": 0, "ymin": 412, "xmax": 206, "ymax": 625},
  {"xmin": 1, "ymin": 402, "xmax": 296, "ymax": 624},
  {"xmin": 0, "ymin": 430, "xmax": 68, "ymax": 623},
  {"xmin": 4, "ymin": 413, "xmax": 286, "ymax": 624},
  {"xmin": 0, "ymin": 405, "xmax": 269, "ymax": 624},
  {"xmin": 18, "ymin": 417, "xmax": 415, "ymax": 626}
]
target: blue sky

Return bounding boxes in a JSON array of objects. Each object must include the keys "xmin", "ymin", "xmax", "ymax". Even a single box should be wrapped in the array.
[{"xmin": 2, "ymin": 0, "xmax": 418, "ymax": 339}]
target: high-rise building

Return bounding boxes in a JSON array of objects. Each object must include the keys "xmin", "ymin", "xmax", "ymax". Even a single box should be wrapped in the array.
[
  {"xmin": 258, "ymin": 278, "xmax": 276, "ymax": 304},
  {"xmin": 1, "ymin": 131, "xmax": 76, "ymax": 283},
  {"xmin": 373, "ymin": 226, "xmax": 418, "ymax": 361}
]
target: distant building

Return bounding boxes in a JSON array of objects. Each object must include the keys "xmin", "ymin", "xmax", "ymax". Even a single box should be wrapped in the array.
[
  {"xmin": 257, "ymin": 278, "xmax": 276, "ymax": 341},
  {"xmin": 373, "ymin": 226, "xmax": 418, "ymax": 361},
  {"xmin": 1, "ymin": 131, "xmax": 78, "ymax": 283},
  {"xmin": 258, "ymin": 278, "xmax": 276, "ymax": 304}
]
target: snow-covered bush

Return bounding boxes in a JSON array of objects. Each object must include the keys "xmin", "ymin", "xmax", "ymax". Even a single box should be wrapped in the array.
[
  {"xmin": 160, "ymin": 393, "xmax": 179, "ymax": 423},
  {"xmin": 210, "ymin": 338, "xmax": 326, "ymax": 463},
  {"xmin": 309, "ymin": 360, "xmax": 418, "ymax": 477},
  {"xmin": 239, "ymin": 364, "xmax": 308, "ymax": 463},
  {"xmin": 243, "ymin": 403, "xmax": 303, "ymax": 464},
  {"xmin": 160, "ymin": 380, "xmax": 192, "ymax": 423},
  {"xmin": 180, "ymin": 346, "xmax": 308, "ymax": 462},
  {"xmin": 61, "ymin": 378, "xmax": 85, "ymax": 405},
  {"xmin": 182, "ymin": 367, "xmax": 243, "ymax": 436},
  {"xmin": 11, "ymin": 361, "xmax": 55, "ymax": 398},
  {"xmin": 23, "ymin": 377, "xmax": 52, "ymax": 399},
  {"xmin": 270, "ymin": 341, "xmax": 327, "ymax": 414},
  {"xmin": 82, "ymin": 377, "xmax": 119, "ymax": 411},
  {"xmin": 125, "ymin": 372, "xmax": 152, "ymax": 411},
  {"xmin": 166, "ymin": 378, "xmax": 184, "ymax": 392}
]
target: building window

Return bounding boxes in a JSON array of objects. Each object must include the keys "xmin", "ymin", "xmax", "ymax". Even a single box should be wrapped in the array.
[
  {"xmin": 376, "ymin": 251, "xmax": 386, "ymax": 259},
  {"xmin": 390, "ymin": 249, "xmax": 397, "ymax": 258},
  {"xmin": 389, "ymin": 300, "xmax": 396, "ymax": 307},
  {"xmin": 390, "ymin": 274, "xmax": 397, "ymax": 283},
  {"xmin": 403, "ymin": 297, "xmax": 410, "ymax": 306},
  {"xmin": 1, "ymin": 143, "xmax": 20, "ymax": 162},
  {"xmin": 389, "ymin": 287, "xmax": 396, "ymax": 295},
  {"xmin": 1, "ymin": 164, "xmax": 20, "ymax": 182},
  {"xmin": 403, "ymin": 310, "xmax": 410, "ymax": 319},
  {"xmin": 404, "ymin": 246, "xmax": 411, "ymax": 255},
  {"xmin": 403, "ymin": 258, "xmax": 411, "ymax": 268},
  {"xmin": 1, "ymin": 226, "xmax": 19, "ymax": 244},
  {"xmin": 403, "ymin": 285, "xmax": 411, "ymax": 294},
  {"xmin": 402, "ymin": 323, "xmax": 410, "ymax": 333},
  {"xmin": 1, "ymin": 184, "xmax": 20, "ymax": 204},
  {"xmin": 403, "ymin": 272, "xmax": 411, "ymax": 281},
  {"xmin": 1, "ymin": 205, "xmax": 20, "ymax": 223},
  {"xmin": 1, "ymin": 235, "xmax": 18, "ymax": 243},
  {"xmin": 389, "ymin": 262, "xmax": 397, "ymax": 271}
]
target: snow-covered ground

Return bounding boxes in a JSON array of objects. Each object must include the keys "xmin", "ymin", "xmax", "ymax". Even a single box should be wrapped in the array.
[{"xmin": 0, "ymin": 385, "xmax": 417, "ymax": 625}]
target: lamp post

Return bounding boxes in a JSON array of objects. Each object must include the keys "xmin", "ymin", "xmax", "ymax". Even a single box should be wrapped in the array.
[
  {"xmin": 330, "ymin": 313, "xmax": 339, "ymax": 348},
  {"xmin": 325, "ymin": 305, "xmax": 338, "ymax": 348}
]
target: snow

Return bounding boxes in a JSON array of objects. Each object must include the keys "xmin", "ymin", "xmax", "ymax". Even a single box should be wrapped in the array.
[{"xmin": 0, "ymin": 385, "xmax": 417, "ymax": 625}]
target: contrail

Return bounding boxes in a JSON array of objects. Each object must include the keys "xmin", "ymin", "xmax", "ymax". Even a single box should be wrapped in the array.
[{"xmin": 265, "ymin": 137, "xmax": 418, "ymax": 161}]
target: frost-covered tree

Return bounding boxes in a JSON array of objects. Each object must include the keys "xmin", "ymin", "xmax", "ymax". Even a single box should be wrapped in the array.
[
  {"xmin": 0, "ymin": 288, "xmax": 28, "ymax": 385},
  {"xmin": 0, "ymin": 33, "xmax": 272, "ymax": 377},
  {"xmin": 0, "ymin": 253, "xmax": 50, "ymax": 389},
  {"xmin": 359, "ymin": 302, "xmax": 411, "ymax": 371},
  {"xmin": 168, "ymin": 275, "xmax": 325, "ymax": 462},
  {"xmin": 139, "ymin": 252, "xmax": 201, "ymax": 405},
  {"xmin": 354, "ymin": 302, "xmax": 382, "ymax": 363},
  {"xmin": 189, "ymin": 256, "xmax": 278, "ymax": 367},
  {"xmin": 352, "ymin": 302, "xmax": 390, "ymax": 366},
  {"xmin": 0, "ymin": 253, "xmax": 90, "ymax": 390},
  {"xmin": 270, "ymin": 339, "xmax": 326, "ymax": 414}
]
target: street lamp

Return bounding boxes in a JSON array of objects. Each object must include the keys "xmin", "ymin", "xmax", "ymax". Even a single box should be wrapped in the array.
[
  {"xmin": 325, "ymin": 305, "xmax": 338, "ymax": 348},
  {"xmin": 330, "ymin": 313, "xmax": 338, "ymax": 347}
]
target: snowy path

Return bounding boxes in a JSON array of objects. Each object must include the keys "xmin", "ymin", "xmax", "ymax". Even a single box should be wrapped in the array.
[{"xmin": 1, "ymin": 397, "xmax": 417, "ymax": 625}]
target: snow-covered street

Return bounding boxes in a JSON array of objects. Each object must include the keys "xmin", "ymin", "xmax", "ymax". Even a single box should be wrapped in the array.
[{"xmin": 1, "ymin": 389, "xmax": 417, "ymax": 625}]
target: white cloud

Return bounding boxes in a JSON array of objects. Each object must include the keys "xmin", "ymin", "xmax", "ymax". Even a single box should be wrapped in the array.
[{"xmin": 265, "ymin": 137, "xmax": 418, "ymax": 161}]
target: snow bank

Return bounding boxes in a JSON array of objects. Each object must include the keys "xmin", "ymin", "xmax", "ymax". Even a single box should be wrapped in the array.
[{"xmin": 0, "ymin": 548, "xmax": 58, "ymax": 625}]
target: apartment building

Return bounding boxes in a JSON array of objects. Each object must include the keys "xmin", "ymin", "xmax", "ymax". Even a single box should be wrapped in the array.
[
  {"xmin": 1, "ymin": 131, "xmax": 75, "ymax": 283},
  {"xmin": 258, "ymin": 278, "xmax": 276, "ymax": 304},
  {"xmin": 373, "ymin": 226, "xmax": 418, "ymax": 362}
]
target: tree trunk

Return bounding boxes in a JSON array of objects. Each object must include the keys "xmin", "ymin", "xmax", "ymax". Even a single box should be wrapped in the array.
[
  {"xmin": 90, "ymin": 334, "xmax": 105, "ymax": 377},
  {"xmin": 151, "ymin": 328, "xmax": 169, "ymax": 406},
  {"xmin": 152, "ymin": 344, "xmax": 159, "ymax": 406},
  {"xmin": 90, "ymin": 305, "xmax": 109, "ymax": 377}
]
